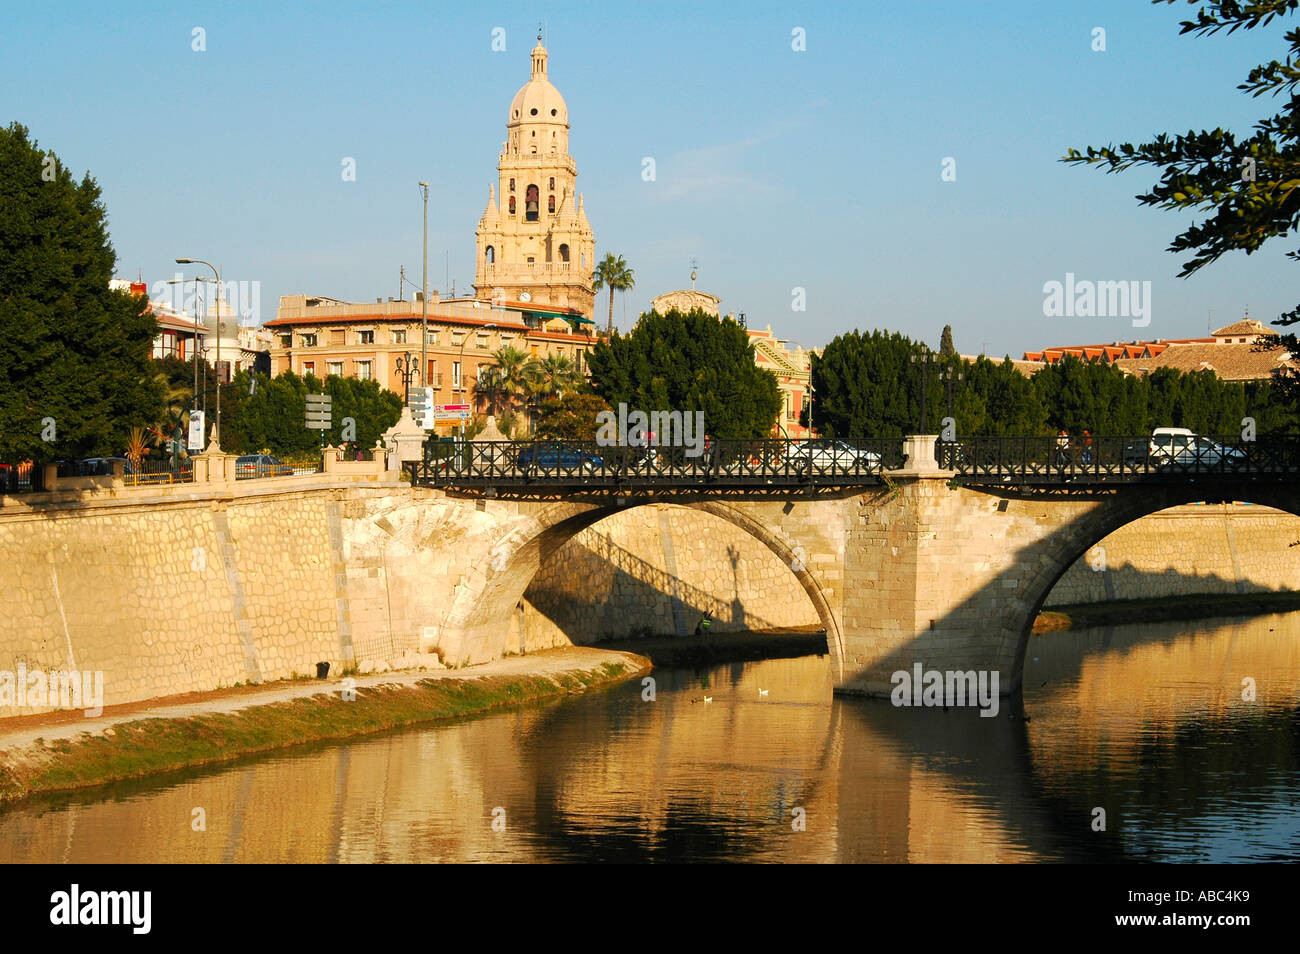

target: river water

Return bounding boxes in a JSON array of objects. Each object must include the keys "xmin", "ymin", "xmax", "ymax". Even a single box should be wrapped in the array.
[{"xmin": 2, "ymin": 612, "xmax": 1298, "ymax": 863}]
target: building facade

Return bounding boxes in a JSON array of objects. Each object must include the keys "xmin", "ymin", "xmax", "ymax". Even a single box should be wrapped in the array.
[
  {"xmin": 473, "ymin": 37, "xmax": 596, "ymax": 317},
  {"xmin": 1024, "ymin": 319, "xmax": 1291, "ymax": 382},
  {"xmin": 265, "ymin": 293, "xmax": 599, "ymax": 426}
]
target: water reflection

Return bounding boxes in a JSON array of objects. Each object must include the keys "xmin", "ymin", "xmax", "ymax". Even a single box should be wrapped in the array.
[{"xmin": 2, "ymin": 612, "xmax": 1298, "ymax": 862}]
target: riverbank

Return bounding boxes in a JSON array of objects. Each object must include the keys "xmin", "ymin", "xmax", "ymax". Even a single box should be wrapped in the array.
[
  {"xmin": 0, "ymin": 647, "xmax": 649, "ymax": 807},
  {"xmin": 1033, "ymin": 590, "xmax": 1300, "ymax": 633}
]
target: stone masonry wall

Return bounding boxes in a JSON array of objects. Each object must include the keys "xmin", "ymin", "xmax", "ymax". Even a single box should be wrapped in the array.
[
  {"xmin": 514, "ymin": 504, "xmax": 820, "ymax": 651},
  {"xmin": 1044, "ymin": 503, "xmax": 1300, "ymax": 606}
]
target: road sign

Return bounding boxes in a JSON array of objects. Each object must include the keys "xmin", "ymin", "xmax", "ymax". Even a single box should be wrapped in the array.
[
  {"xmin": 408, "ymin": 387, "xmax": 434, "ymax": 430},
  {"xmin": 187, "ymin": 411, "xmax": 205, "ymax": 451},
  {"xmin": 433, "ymin": 403, "xmax": 471, "ymax": 421},
  {"xmin": 305, "ymin": 393, "xmax": 332, "ymax": 430}
]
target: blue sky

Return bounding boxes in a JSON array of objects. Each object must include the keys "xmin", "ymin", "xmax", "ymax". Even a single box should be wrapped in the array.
[{"xmin": 3, "ymin": 0, "xmax": 1295, "ymax": 356}]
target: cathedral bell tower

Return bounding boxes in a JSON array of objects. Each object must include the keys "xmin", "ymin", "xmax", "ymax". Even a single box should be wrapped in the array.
[{"xmin": 474, "ymin": 33, "xmax": 596, "ymax": 317}]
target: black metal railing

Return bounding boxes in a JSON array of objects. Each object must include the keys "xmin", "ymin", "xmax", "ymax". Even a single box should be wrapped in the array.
[
  {"xmin": 937, "ymin": 435, "xmax": 1300, "ymax": 484},
  {"xmin": 416, "ymin": 438, "xmax": 903, "ymax": 490}
]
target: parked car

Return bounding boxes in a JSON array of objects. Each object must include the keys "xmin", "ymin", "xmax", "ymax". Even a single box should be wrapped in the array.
[
  {"xmin": 1122, "ymin": 439, "xmax": 1152, "ymax": 467},
  {"xmin": 516, "ymin": 443, "xmax": 603, "ymax": 471},
  {"xmin": 1162, "ymin": 435, "xmax": 1247, "ymax": 469},
  {"xmin": 235, "ymin": 454, "xmax": 294, "ymax": 479},
  {"xmin": 789, "ymin": 439, "xmax": 881, "ymax": 469}
]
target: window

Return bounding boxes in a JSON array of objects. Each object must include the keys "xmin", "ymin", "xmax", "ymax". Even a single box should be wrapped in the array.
[
  {"xmin": 509, "ymin": 178, "xmax": 515, "ymax": 192},
  {"xmin": 509, "ymin": 197, "xmax": 516, "ymax": 215},
  {"xmin": 392, "ymin": 329, "xmax": 407, "ymax": 344},
  {"xmin": 525, "ymin": 184, "xmax": 539, "ymax": 222},
  {"xmin": 327, "ymin": 361, "xmax": 343, "ymax": 377},
  {"xmin": 452, "ymin": 361, "xmax": 462, "ymax": 388},
  {"xmin": 548, "ymin": 177, "xmax": 555, "ymax": 189},
  {"xmin": 303, "ymin": 361, "xmax": 315, "ymax": 375},
  {"xmin": 548, "ymin": 195, "xmax": 555, "ymax": 213},
  {"xmin": 550, "ymin": 108, "xmax": 557, "ymax": 117},
  {"xmin": 359, "ymin": 330, "xmax": 374, "ymax": 345},
  {"xmin": 356, "ymin": 360, "xmax": 372, "ymax": 381},
  {"xmin": 301, "ymin": 333, "xmax": 317, "ymax": 347},
  {"xmin": 559, "ymin": 243, "xmax": 570, "ymax": 262},
  {"xmin": 485, "ymin": 245, "xmax": 494, "ymax": 264},
  {"xmin": 329, "ymin": 329, "xmax": 345, "ymax": 346},
  {"xmin": 279, "ymin": 334, "xmax": 292, "ymax": 348},
  {"xmin": 527, "ymin": 256, "xmax": 535, "ymax": 264},
  {"xmin": 530, "ymin": 107, "xmax": 538, "ymax": 116},
  {"xmin": 476, "ymin": 334, "xmax": 489, "ymax": 349},
  {"xmin": 426, "ymin": 330, "xmax": 438, "ymax": 345}
]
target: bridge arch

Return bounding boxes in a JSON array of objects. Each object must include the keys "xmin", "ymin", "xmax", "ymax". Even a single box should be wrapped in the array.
[
  {"xmin": 434, "ymin": 498, "xmax": 845, "ymax": 678},
  {"xmin": 1002, "ymin": 483, "xmax": 1300, "ymax": 692}
]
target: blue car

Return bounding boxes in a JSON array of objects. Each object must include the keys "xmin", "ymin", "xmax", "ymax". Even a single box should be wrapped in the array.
[{"xmin": 516, "ymin": 443, "xmax": 603, "ymax": 471}]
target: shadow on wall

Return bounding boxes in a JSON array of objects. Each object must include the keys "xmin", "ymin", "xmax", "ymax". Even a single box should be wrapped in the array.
[
  {"xmin": 522, "ymin": 530, "xmax": 807, "ymax": 643},
  {"xmin": 1046, "ymin": 560, "xmax": 1276, "ymax": 607}
]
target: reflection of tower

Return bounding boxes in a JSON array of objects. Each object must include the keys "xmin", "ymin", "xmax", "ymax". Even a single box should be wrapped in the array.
[{"xmin": 473, "ymin": 34, "xmax": 596, "ymax": 316}]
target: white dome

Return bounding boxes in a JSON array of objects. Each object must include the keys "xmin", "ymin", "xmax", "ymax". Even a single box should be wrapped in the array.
[{"xmin": 508, "ymin": 41, "xmax": 567, "ymax": 128}]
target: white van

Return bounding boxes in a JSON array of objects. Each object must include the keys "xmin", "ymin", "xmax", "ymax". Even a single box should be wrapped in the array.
[
  {"xmin": 1150, "ymin": 427, "xmax": 1245, "ymax": 467},
  {"xmin": 1150, "ymin": 427, "xmax": 1195, "ymax": 462}
]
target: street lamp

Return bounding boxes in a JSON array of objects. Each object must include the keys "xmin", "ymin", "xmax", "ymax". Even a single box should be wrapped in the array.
[
  {"xmin": 167, "ymin": 275, "xmax": 215, "ymax": 432},
  {"xmin": 176, "ymin": 258, "xmax": 223, "ymax": 446},
  {"xmin": 394, "ymin": 351, "xmax": 417, "ymax": 404},
  {"xmin": 418, "ymin": 181, "xmax": 430, "ymax": 391},
  {"xmin": 456, "ymin": 322, "xmax": 496, "ymax": 439},
  {"xmin": 910, "ymin": 345, "xmax": 935, "ymax": 434}
]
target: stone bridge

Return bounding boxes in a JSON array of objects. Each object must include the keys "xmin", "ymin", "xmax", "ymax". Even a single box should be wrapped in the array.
[
  {"xmin": 4, "ymin": 432, "xmax": 1298, "ymax": 712},
  {"xmin": 434, "ymin": 436, "xmax": 1300, "ymax": 696}
]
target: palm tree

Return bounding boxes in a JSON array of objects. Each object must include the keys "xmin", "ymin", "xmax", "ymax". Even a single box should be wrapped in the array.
[
  {"xmin": 592, "ymin": 253, "xmax": 635, "ymax": 335},
  {"xmin": 530, "ymin": 353, "xmax": 581, "ymax": 400},
  {"xmin": 472, "ymin": 365, "xmax": 505, "ymax": 417},
  {"xmin": 481, "ymin": 345, "xmax": 533, "ymax": 416}
]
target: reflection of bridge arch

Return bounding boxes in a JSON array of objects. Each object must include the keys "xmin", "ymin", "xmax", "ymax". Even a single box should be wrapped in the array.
[{"xmin": 437, "ymin": 498, "xmax": 846, "ymax": 678}]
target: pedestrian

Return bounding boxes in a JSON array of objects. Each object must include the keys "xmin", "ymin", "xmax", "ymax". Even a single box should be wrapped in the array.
[
  {"xmin": 1055, "ymin": 428, "xmax": 1069, "ymax": 466},
  {"xmin": 694, "ymin": 612, "xmax": 712, "ymax": 636},
  {"xmin": 1082, "ymin": 429, "xmax": 1093, "ymax": 466}
]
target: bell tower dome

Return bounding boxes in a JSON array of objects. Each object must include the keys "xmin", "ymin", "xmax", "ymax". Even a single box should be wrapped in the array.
[{"xmin": 474, "ymin": 32, "xmax": 596, "ymax": 317}]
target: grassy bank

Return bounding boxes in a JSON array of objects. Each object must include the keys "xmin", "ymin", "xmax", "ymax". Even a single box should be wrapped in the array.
[
  {"xmin": 1032, "ymin": 591, "xmax": 1300, "ymax": 634},
  {"xmin": 599, "ymin": 629, "xmax": 827, "ymax": 668},
  {"xmin": 0, "ymin": 660, "xmax": 642, "ymax": 807}
]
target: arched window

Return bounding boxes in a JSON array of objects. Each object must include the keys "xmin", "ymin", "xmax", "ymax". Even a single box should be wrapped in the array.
[
  {"xmin": 525, "ymin": 184, "xmax": 539, "ymax": 222},
  {"xmin": 509, "ymin": 178, "xmax": 515, "ymax": 192},
  {"xmin": 559, "ymin": 244, "xmax": 569, "ymax": 262},
  {"xmin": 485, "ymin": 246, "xmax": 494, "ymax": 264},
  {"xmin": 508, "ymin": 197, "xmax": 515, "ymax": 215},
  {"xmin": 548, "ymin": 177, "xmax": 555, "ymax": 189},
  {"xmin": 548, "ymin": 195, "xmax": 555, "ymax": 213}
]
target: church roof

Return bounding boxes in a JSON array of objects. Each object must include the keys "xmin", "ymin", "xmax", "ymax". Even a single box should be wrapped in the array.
[{"xmin": 508, "ymin": 40, "xmax": 567, "ymax": 128}]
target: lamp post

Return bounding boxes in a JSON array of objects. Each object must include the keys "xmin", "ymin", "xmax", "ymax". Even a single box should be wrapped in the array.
[
  {"xmin": 942, "ymin": 366, "xmax": 963, "ymax": 422},
  {"xmin": 394, "ymin": 351, "xmax": 417, "ymax": 404},
  {"xmin": 456, "ymin": 322, "xmax": 496, "ymax": 439},
  {"xmin": 167, "ymin": 275, "xmax": 212, "ymax": 435},
  {"xmin": 418, "ymin": 181, "xmax": 430, "ymax": 391},
  {"xmin": 176, "ymin": 258, "xmax": 223, "ymax": 446},
  {"xmin": 910, "ymin": 345, "xmax": 935, "ymax": 434}
]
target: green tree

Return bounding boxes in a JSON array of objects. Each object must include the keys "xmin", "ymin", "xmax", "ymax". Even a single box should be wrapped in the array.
[
  {"xmin": 587, "ymin": 307, "xmax": 781, "ymax": 439},
  {"xmin": 1063, "ymin": 0, "xmax": 1300, "ymax": 400},
  {"xmin": 0, "ymin": 122, "xmax": 162, "ymax": 463},
  {"xmin": 219, "ymin": 370, "xmax": 400, "ymax": 455},
  {"xmin": 535, "ymin": 391, "xmax": 611, "ymax": 440},
  {"xmin": 939, "ymin": 324, "xmax": 956, "ymax": 357},
  {"xmin": 592, "ymin": 252, "xmax": 635, "ymax": 335}
]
